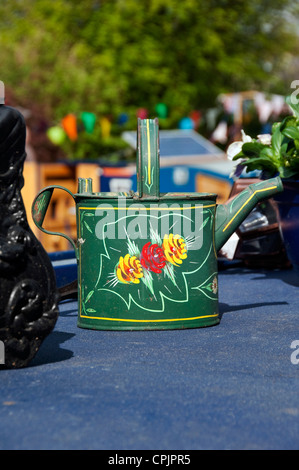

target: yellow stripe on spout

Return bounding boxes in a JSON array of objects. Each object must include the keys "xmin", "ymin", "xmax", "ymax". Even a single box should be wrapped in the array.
[
  {"xmin": 147, "ymin": 120, "xmax": 151, "ymax": 184},
  {"xmin": 222, "ymin": 186, "xmax": 277, "ymax": 232}
]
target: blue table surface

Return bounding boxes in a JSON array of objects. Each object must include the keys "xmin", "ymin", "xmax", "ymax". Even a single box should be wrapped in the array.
[{"xmin": 1, "ymin": 264, "xmax": 299, "ymax": 450}]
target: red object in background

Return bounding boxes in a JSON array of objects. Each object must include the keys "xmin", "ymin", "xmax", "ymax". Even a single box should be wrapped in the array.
[
  {"xmin": 137, "ymin": 108, "xmax": 148, "ymax": 119},
  {"xmin": 190, "ymin": 110, "xmax": 201, "ymax": 128}
]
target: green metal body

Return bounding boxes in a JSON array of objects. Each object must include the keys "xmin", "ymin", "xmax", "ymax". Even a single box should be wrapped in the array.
[
  {"xmin": 32, "ymin": 118, "xmax": 283, "ymax": 330},
  {"xmin": 76, "ymin": 192, "xmax": 219, "ymax": 330}
]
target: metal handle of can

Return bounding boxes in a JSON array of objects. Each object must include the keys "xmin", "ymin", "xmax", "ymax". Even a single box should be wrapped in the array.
[
  {"xmin": 31, "ymin": 185, "xmax": 77, "ymax": 254},
  {"xmin": 137, "ymin": 118, "xmax": 160, "ymax": 200}
]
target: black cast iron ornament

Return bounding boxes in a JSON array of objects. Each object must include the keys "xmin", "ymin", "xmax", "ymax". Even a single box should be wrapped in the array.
[{"xmin": 0, "ymin": 104, "xmax": 59, "ymax": 368}]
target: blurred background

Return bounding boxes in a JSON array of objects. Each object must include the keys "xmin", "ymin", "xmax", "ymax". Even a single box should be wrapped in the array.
[{"xmin": 1, "ymin": 0, "xmax": 299, "ymax": 253}]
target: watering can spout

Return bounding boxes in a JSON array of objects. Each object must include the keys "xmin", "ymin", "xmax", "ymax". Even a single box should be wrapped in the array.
[{"xmin": 215, "ymin": 176, "xmax": 283, "ymax": 252}]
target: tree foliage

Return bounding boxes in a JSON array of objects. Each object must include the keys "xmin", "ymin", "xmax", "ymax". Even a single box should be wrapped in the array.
[{"xmin": 0, "ymin": 0, "xmax": 298, "ymax": 154}]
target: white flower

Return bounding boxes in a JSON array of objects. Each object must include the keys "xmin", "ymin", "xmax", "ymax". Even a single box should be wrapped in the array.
[
  {"xmin": 241, "ymin": 129, "xmax": 252, "ymax": 143},
  {"xmin": 257, "ymin": 134, "xmax": 272, "ymax": 145},
  {"xmin": 227, "ymin": 130, "xmax": 252, "ymax": 161},
  {"xmin": 227, "ymin": 141, "xmax": 244, "ymax": 160}
]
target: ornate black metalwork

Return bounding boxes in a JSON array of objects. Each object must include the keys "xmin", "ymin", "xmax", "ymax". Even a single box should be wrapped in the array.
[{"xmin": 0, "ymin": 104, "xmax": 59, "ymax": 368}]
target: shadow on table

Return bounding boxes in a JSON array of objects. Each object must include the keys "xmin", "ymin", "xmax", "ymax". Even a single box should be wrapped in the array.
[
  {"xmin": 219, "ymin": 262, "xmax": 299, "ymax": 288},
  {"xmin": 30, "ymin": 331, "xmax": 75, "ymax": 367},
  {"xmin": 250, "ymin": 268, "xmax": 299, "ymax": 287},
  {"xmin": 218, "ymin": 300, "xmax": 288, "ymax": 319},
  {"xmin": 58, "ymin": 299, "xmax": 78, "ymax": 317}
]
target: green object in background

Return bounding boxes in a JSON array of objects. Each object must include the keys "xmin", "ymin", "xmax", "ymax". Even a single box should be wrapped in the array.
[
  {"xmin": 32, "ymin": 119, "xmax": 283, "ymax": 331},
  {"xmin": 155, "ymin": 103, "xmax": 168, "ymax": 119},
  {"xmin": 81, "ymin": 112, "xmax": 97, "ymax": 134},
  {"xmin": 46, "ymin": 126, "xmax": 66, "ymax": 145}
]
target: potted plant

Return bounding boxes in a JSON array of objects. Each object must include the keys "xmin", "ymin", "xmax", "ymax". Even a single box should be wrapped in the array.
[{"xmin": 227, "ymin": 94, "xmax": 299, "ymax": 272}]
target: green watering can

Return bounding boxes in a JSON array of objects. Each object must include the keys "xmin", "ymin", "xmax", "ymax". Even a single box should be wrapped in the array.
[{"xmin": 32, "ymin": 119, "xmax": 283, "ymax": 330}]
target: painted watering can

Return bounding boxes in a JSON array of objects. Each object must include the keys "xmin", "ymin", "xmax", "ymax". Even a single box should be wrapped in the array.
[{"xmin": 31, "ymin": 119, "xmax": 283, "ymax": 331}]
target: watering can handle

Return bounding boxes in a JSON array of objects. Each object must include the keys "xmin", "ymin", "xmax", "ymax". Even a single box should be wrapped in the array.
[
  {"xmin": 31, "ymin": 185, "xmax": 77, "ymax": 253},
  {"xmin": 137, "ymin": 118, "xmax": 160, "ymax": 199}
]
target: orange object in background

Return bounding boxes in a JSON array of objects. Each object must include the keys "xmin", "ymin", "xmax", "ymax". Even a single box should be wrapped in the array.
[
  {"xmin": 22, "ymin": 162, "xmax": 100, "ymax": 252},
  {"xmin": 61, "ymin": 113, "xmax": 78, "ymax": 140}
]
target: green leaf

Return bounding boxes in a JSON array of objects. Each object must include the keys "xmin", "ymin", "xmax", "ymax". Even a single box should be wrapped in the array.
[
  {"xmin": 85, "ymin": 290, "xmax": 94, "ymax": 303},
  {"xmin": 260, "ymin": 147, "xmax": 276, "ymax": 159},
  {"xmin": 84, "ymin": 221, "xmax": 93, "ymax": 233},
  {"xmin": 288, "ymin": 154, "xmax": 299, "ymax": 169},
  {"xmin": 271, "ymin": 122, "xmax": 281, "ymax": 133},
  {"xmin": 280, "ymin": 115, "xmax": 297, "ymax": 130},
  {"xmin": 282, "ymin": 126, "xmax": 299, "ymax": 140},
  {"xmin": 232, "ymin": 150, "xmax": 244, "ymax": 161},
  {"xmin": 279, "ymin": 167, "xmax": 299, "ymax": 179},
  {"xmin": 241, "ymin": 142, "xmax": 266, "ymax": 158},
  {"xmin": 241, "ymin": 156, "xmax": 277, "ymax": 170},
  {"xmin": 286, "ymin": 95, "xmax": 299, "ymax": 119},
  {"xmin": 271, "ymin": 126, "xmax": 283, "ymax": 155}
]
